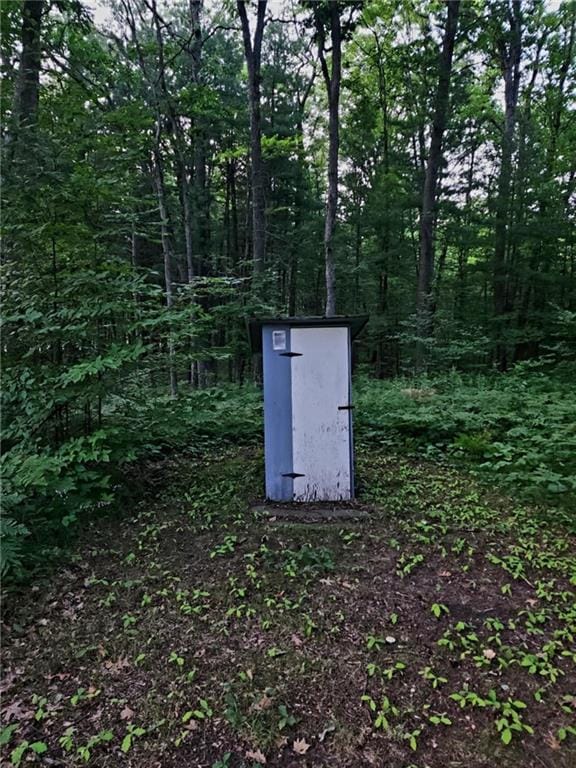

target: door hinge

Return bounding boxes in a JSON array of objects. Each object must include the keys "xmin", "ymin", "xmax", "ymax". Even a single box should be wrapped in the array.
[
  {"xmin": 282, "ymin": 472, "xmax": 305, "ymax": 478},
  {"xmin": 338, "ymin": 405, "xmax": 355, "ymax": 410},
  {"xmin": 279, "ymin": 352, "xmax": 302, "ymax": 357}
]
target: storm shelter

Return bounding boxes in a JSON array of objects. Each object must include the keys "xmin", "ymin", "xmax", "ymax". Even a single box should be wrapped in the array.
[{"xmin": 249, "ymin": 316, "xmax": 368, "ymax": 502}]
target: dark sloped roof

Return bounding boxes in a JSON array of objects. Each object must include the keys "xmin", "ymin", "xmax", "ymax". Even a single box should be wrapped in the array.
[{"xmin": 248, "ymin": 315, "xmax": 369, "ymax": 352}]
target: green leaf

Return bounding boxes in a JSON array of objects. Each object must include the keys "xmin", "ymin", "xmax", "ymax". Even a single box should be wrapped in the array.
[{"xmin": 0, "ymin": 725, "xmax": 18, "ymax": 746}]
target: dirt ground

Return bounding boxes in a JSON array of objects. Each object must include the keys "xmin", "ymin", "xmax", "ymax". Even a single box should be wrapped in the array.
[{"xmin": 2, "ymin": 447, "xmax": 575, "ymax": 767}]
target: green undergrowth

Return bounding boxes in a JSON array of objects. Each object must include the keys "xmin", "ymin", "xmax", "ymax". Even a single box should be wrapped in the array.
[
  {"xmin": 355, "ymin": 364, "xmax": 576, "ymax": 518},
  {"xmin": 1, "ymin": 384, "xmax": 262, "ymax": 582},
  {"xmin": 3, "ymin": 364, "xmax": 574, "ymax": 582}
]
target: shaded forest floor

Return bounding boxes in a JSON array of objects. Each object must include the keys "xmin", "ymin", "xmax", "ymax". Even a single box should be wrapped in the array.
[{"xmin": 2, "ymin": 447, "xmax": 575, "ymax": 768}]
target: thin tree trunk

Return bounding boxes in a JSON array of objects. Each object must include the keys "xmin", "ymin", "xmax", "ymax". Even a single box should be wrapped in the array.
[
  {"xmin": 121, "ymin": 0, "xmax": 179, "ymax": 394},
  {"xmin": 415, "ymin": 0, "xmax": 460, "ymax": 370},
  {"xmin": 529, "ymin": 14, "xmax": 574, "ymax": 327},
  {"xmin": 288, "ymin": 71, "xmax": 316, "ymax": 316},
  {"xmin": 152, "ymin": 145, "xmax": 178, "ymax": 397},
  {"xmin": 237, "ymin": 0, "xmax": 267, "ymax": 281},
  {"xmin": 180, "ymin": 167, "xmax": 195, "ymax": 283},
  {"xmin": 493, "ymin": 0, "xmax": 522, "ymax": 371},
  {"xmin": 229, "ymin": 159, "xmax": 240, "ymax": 265},
  {"xmin": 514, "ymin": 35, "xmax": 546, "ymax": 359},
  {"xmin": 373, "ymin": 30, "xmax": 391, "ymax": 375},
  {"xmin": 238, "ymin": 0, "xmax": 266, "ymax": 385},
  {"xmin": 190, "ymin": 0, "xmax": 206, "ymax": 268},
  {"xmin": 315, "ymin": 2, "xmax": 342, "ymax": 317},
  {"xmin": 455, "ymin": 141, "xmax": 476, "ymax": 322}
]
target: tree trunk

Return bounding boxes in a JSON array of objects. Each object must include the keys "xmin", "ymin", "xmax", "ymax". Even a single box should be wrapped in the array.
[
  {"xmin": 152, "ymin": 144, "xmax": 178, "ymax": 397},
  {"xmin": 237, "ymin": 0, "xmax": 267, "ymax": 281},
  {"xmin": 13, "ymin": 0, "xmax": 43, "ymax": 130},
  {"xmin": 229, "ymin": 159, "xmax": 239, "ymax": 265},
  {"xmin": 315, "ymin": 2, "xmax": 342, "ymax": 317},
  {"xmin": 415, "ymin": 0, "xmax": 460, "ymax": 370},
  {"xmin": 455, "ymin": 140, "xmax": 476, "ymax": 322},
  {"xmin": 493, "ymin": 0, "xmax": 522, "ymax": 371},
  {"xmin": 189, "ymin": 1, "xmax": 207, "ymax": 276}
]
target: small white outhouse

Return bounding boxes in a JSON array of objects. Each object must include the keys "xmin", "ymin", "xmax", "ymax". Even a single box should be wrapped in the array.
[{"xmin": 250, "ymin": 316, "xmax": 368, "ymax": 502}]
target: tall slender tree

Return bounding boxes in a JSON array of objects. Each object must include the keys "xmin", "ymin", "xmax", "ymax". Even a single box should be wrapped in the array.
[
  {"xmin": 237, "ymin": 0, "xmax": 267, "ymax": 281},
  {"xmin": 492, "ymin": 0, "xmax": 522, "ymax": 370},
  {"xmin": 415, "ymin": 0, "xmax": 460, "ymax": 369},
  {"xmin": 313, "ymin": 1, "xmax": 343, "ymax": 317}
]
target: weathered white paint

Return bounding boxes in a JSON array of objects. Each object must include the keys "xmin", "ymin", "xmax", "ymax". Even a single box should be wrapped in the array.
[{"xmin": 290, "ymin": 326, "xmax": 351, "ymax": 501}]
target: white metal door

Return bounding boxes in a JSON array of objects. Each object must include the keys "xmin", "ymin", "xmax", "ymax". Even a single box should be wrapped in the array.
[{"xmin": 290, "ymin": 326, "xmax": 351, "ymax": 501}]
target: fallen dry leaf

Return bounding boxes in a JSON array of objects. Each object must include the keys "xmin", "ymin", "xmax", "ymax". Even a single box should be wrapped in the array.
[
  {"xmin": 245, "ymin": 748, "xmax": 266, "ymax": 764},
  {"xmin": 1, "ymin": 699, "xmax": 32, "ymax": 723},
  {"xmin": 544, "ymin": 732, "xmax": 561, "ymax": 750},
  {"xmin": 120, "ymin": 705, "xmax": 135, "ymax": 721},
  {"xmin": 251, "ymin": 693, "xmax": 273, "ymax": 712},
  {"xmin": 90, "ymin": 707, "xmax": 103, "ymax": 723},
  {"xmin": 483, "ymin": 649, "xmax": 496, "ymax": 660},
  {"xmin": 104, "ymin": 656, "xmax": 131, "ymax": 674},
  {"xmin": 293, "ymin": 737, "xmax": 310, "ymax": 755},
  {"xmin": 0, "ymin": 669, "xmax": 23, "ymax": 694},
  {"xmin": 291, "ymin": 633, "xmax": 303, "ymax": 648},
  {"xmin": 45, "ymin": 672, "xmax": 70, "ymax": 683}
]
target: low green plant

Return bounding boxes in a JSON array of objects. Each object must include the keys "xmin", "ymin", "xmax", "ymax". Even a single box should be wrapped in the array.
[
  {"xmin": 11, "ymin": 740, "xmax": 48, "ymax": 767},
  {"xmin": 449, "ymin": 687, "xmax": 533, "ymax": 744},
  {"xmin": 361, "ymin": 694, "xmax": 399, "ymax": 731},
  {"xmin": 77, "ymin": 731, "xmax": 114, "ymax": 762},
  {"xmin": 121, "ymin": 724, "xmax": 146, "ymax": 753},
  {"xmin": 419, "ymin": 666, "xmax": 448, "ymax": 689},
  {"xmin": 182, "ymin": 699, "xmax": 213, "ymax": 722},
  {"xmin": 277, "ymin": 704, "xmax": 298, "ymax": 730}
]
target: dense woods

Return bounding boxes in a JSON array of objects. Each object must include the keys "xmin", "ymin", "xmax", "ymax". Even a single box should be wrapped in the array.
[
  {"xmin": 2, "ymin": 3, "xmax": 576, "ymax": 766},
  {"xmin": 2, "ymin": 0, "xmax": 575, "ymax": 570}
]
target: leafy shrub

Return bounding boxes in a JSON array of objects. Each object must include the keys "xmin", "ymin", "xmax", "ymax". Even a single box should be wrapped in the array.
[
  {"xmin": 1, "ymin": 384, "xmax": 261, "ymax": 581},
  {"xmin": 355, "ymin": 367, "xmax": 576, "ymax": 510},
  {"xmin": 1, "ymin": 256, "xmax": 260, "ymax": 583},
  {"xmin": 0, "ymin": 518, "xmax": 30, "ymax": 579}
]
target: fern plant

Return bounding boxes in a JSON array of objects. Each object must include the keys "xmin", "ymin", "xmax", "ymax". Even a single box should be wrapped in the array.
[{"xmin": 0, "ymin": 516, "xmax": 29, "ymax": 578}]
